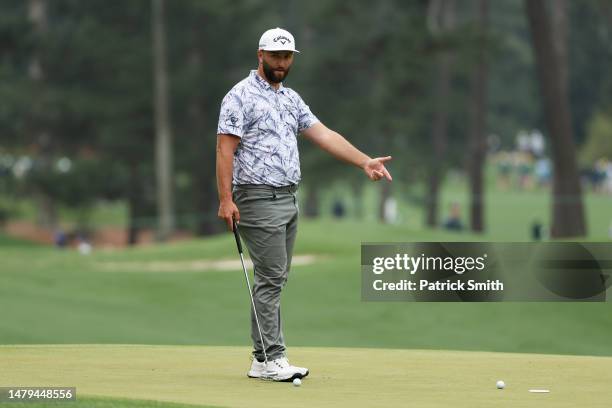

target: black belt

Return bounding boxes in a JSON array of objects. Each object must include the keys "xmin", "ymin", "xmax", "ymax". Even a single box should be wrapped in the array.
[{"xmin": 235, "ymin": 183, "xmax": 298, "ymax": 193}]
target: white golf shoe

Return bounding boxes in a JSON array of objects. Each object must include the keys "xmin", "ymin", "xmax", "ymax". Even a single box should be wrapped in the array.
[
  {"xmin": 263, "ymin": 357, "xmax": 309, "ymax": 382},
  {"xmin": 247, "ymin": 358, "xmax": 266, "ymax": 378}
]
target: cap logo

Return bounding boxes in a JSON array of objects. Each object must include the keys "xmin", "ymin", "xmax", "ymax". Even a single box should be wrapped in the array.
[{"xmin": 273, "ymin": 35, "xmax": 291, "ymax": 45}]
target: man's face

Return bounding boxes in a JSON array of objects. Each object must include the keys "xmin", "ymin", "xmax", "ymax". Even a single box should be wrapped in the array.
[{"xmin": 259, "ymin": 50, "xmax": 294, "ymax": 83}]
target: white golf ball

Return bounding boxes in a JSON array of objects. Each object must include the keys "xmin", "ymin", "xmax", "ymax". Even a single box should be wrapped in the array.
[
  {"xmin": 293, "ymin": 378, "xmax": 302, "ymax": 387},
  {"xmin": 496, "ymin": 380, "xmax": 505, "ymax": 389}
]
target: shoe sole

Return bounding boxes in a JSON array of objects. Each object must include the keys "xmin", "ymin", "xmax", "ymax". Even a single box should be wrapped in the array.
[
  {"xmin": 247, "ymin": 369, "xmax": 310, "ymax": 381},
  {"xmin": 278, "ymin": 370, "xmax": 309, "ymax": 382}
]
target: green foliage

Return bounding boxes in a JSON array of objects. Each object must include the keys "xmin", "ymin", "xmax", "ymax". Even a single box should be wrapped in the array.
[
  {"xmin": 580, "ymin": 110, "xmax": 612, "ymax": 165},
  {"xmin": 25, "ymin": 158, "xmax": 126, "ymax": 208},
  {"xmin": 568, "ymin": 0, "xmax": 612, "ymax": 143},
  {"xmin": 486, "ymin": 0, "xmax": 540, "ymax": 146},
  {"xmin": 1, "ymin": 0, "xmax": 611, "ymax": 232}
]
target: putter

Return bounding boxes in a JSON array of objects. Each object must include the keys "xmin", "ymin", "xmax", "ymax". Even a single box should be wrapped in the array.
[{"xmin": 232, "ymin": 219, "xmax": 273, "ymax": 379}]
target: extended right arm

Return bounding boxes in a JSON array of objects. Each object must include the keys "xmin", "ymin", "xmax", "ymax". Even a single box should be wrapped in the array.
[{"xmin": 216, "ymin": 134, "xmax": 241, "ymax": 231}]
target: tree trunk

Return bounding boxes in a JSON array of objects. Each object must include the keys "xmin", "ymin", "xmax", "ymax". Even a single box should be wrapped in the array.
[
  {"xmin": 426, "ymin": 166, "xmax": 441, "ymax": 227},
  {"xmin": 28, "ymin": 0, "xmax": 56, "ymax": 228},
  {"xmin": 152, "ymin": 0, "xmax": 175, "ymax": 240},
  {"xmin": 184, "ymin": 39, "xmax": 221, "ymax": 236},
  {"xmin": 304, "ymin": 185, "xmax": 319, "ymax": 218},
  {"xmin": 127, "ymin": 163, "xmax": 142, "ymax": 246},
  {"xmin": 426, "ymin": 0, "xmax": 455, "ymax": 227},
  {"xmin": 467, "ymin": 0, "xmax": 489, "ymax": 233},
  {"xmin": 525, "ymin": 0, "xmax": 586, "ymax": 238},
  {"xmin": 193, "ymin": 141, "xmax": 221, "ymax": 236},
  {"xmin": 550, "ymin": 0, "xmax": 569, "ymax": 86},
  {"xmin": 352, "ymin": 181, "xmax": 364, "ymax": 220}
]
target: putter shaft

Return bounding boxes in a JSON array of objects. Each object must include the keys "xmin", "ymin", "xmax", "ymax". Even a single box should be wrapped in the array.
[{"xmin": 233, "ymin": 220, "xmax": 269, "ymax": 366}]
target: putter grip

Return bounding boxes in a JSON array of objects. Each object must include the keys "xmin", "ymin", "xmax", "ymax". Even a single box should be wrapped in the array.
[{"xmin": 232, "ymin": 220, "xmax": 243, "ymax": 253}]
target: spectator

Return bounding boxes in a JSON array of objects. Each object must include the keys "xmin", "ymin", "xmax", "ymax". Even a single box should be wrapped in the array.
[
  {"xmin": 534, "ymin": 157, "xmax": 551, "ymax": 188},
  {"xmin": 496, "ymin": 152, "xmax": 512, "ymax": 190},
  {"xmin": 516, "ymin": 130, "xmax": 530, "ymax": 152},
  {"xmin": 530, "ymin": 129, "xmax": 545, "ymax": 158},
  {"xmin": 332, "ymin": 200, "xmax": 345, "ymax": 219},
  {"xmin": 383, "ymin": 197, "xmax": 398, "ymax": 224},
  {"xmin": 604, "ymin": 159, "xmax": 612, "ymax": 194},
  {"xmin": 443, "ymin": 202, "xmax": 464, "ymax": 232},
  {"xmin": 517, "ymin": 152, "xmax": 534, "ymax": 190},
  {"xmin": 531, "ymin": 220, "xmax": 543, "ymax": 241},
  {"xmin": 54, "ymin": 229, "xmax": 68, "ymax": 248}
]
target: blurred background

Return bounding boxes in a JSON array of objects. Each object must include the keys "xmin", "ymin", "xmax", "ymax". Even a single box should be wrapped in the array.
[
  {"xmin": 1, "ymin": 0, "xmax": 611, "ymax": 246},
  {"xmin": 1, "ymin": 0, "xmax": 612, "ymax": 359}
]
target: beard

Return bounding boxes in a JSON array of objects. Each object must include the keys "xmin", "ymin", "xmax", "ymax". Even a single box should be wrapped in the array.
[{"xmin": 262, "ymin": 60, "xmax": 291, "ymax": 84}]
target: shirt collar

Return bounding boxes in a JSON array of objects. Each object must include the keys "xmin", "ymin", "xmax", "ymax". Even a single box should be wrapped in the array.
[{"xmin": 250, "ymin": 70, "xmax": 285, "ymax": 94}]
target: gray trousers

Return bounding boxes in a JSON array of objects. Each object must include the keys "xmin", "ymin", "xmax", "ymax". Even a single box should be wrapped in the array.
[{"xmin": 232, "ymin": 184, "xmax": 299, "ymax": 361}]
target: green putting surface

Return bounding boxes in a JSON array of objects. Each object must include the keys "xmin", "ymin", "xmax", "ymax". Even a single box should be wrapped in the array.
[{"xmin": 1, "ymin": 345, "xmax": 611, "ymax": 408}]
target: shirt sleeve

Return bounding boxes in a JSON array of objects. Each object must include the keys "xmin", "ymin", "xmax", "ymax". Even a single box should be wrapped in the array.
[
  {"xmin": 296, "ymin": 94, "xmax": 319, "ymax": 133},
  {"xmin": 217, "ymin": 91, "xmax": 245, "ymax": 137}
]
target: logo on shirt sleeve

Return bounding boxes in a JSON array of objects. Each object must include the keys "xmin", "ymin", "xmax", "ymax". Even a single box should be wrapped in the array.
[{"xmin": 224, "ymin": 113, "xmax": 240, "ymax": 129}]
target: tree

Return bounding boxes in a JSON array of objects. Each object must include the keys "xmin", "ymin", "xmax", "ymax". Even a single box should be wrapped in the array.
[
  {"xmin": 426, "ymin": 0, "xmax": 456, "ymax": 227},
  {"xmin": 27, "ymin": 0, "xmax": 58, "ymax": 228},
  {"xmin": 566, "ymin": 1, "xmax": 612, "ymax": 144},
  {"xmin": 152, "ymin": 0, "xmax": 175, "ymax": 240},
  {"xmin": 166, "ymin": 0, "xmax": 267, "ymax": 234},
  {"xmin": 467, "ymin": 0, "xmax": 489, "ymax": 232},
  {"xmin": 525, "ymin": 0, "xmax": 586, "ymax": 237},
  {"xmin": 58, "ymin": 0, "xmax": 156, "ymax": 245}
]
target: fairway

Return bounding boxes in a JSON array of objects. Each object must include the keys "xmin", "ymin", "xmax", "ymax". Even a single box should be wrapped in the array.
[
  {"xmin": 1, "ymin": 345, "xmax": 611, "ymax": 408},
  {"xmin": 3, "ymin": 222, "xmax": 612, "ymax": 357}
]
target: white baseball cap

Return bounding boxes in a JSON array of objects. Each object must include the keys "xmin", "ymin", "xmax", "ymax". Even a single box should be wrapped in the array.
[{"xmin": 258, "ymin": 27, "xmax": 300, "ymax": 53}]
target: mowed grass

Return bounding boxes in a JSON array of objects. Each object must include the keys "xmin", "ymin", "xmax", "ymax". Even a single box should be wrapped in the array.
[
  {"xmin": 1, "ymin": 345, "xmax": 612, "ymax": 408},
  {"xmin": 1, "ymin": 184, "xmax": 611, "ymax": 408},
  {"xmin": 1, "ymin": 213, "xmax": 612, "ymax": 356}
]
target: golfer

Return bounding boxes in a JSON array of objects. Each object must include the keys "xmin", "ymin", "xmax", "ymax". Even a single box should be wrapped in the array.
[{"xmin": 216, "ymin": 27, "xmax": 392, "ymax": 381}]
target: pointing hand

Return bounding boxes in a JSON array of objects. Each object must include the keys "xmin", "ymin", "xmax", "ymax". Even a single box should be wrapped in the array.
[{"xmin": 364, "ymin": 156, "xmax": 393, "ymax": 181}]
